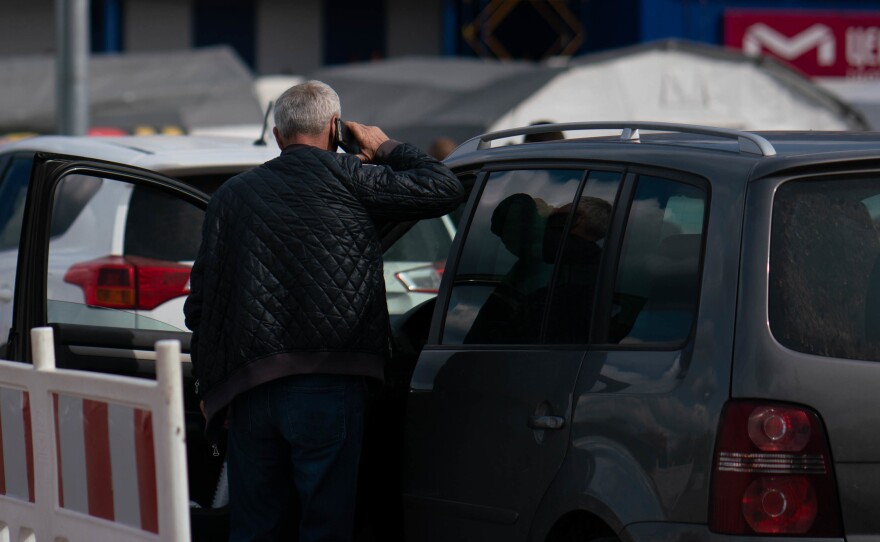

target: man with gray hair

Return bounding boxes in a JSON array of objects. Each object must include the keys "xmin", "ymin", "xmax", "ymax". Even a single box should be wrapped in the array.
[{"xmin": 184, "ymin": 80, "xmax": 464, "ymax": 541}]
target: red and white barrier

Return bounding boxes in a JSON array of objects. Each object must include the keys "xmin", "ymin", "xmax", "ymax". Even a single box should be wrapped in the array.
[{"xmin": 0, "ymin": 327, "xmax": 189, "ymax": 541}]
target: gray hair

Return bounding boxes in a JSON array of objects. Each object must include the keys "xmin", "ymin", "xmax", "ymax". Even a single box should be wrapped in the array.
[{"xmin": 273, "ymin": 80, "xmax": 341, "ymax": 139}]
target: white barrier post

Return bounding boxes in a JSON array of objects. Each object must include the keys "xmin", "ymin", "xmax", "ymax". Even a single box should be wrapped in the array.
[
  {"xmin": 30, "ymin": 328, "xmax": 55, "ymax": 373},
  {"xmin": 154, "ymin": 340, "xmax": 190, "ymax": 540},
  {"xmin": 30, "ymin": 327, "xmax": 57, "ymax": 542}
]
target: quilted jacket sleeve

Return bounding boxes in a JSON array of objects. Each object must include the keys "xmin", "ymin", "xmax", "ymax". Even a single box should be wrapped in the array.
[
  {"xmin": 183, "ymin": 193, "xmax": 224, "ymax": 382},
  {"xmin": 342, "ymin": 142, "xmax": 465, "ymax": 220}
]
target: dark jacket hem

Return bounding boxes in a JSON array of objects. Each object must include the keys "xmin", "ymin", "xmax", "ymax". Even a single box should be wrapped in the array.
[{"xmin": 202, "ymin": 350, "xmax": 384, "ymax": 440}]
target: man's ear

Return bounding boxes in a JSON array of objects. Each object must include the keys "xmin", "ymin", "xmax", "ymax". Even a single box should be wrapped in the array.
[{"xmin": 272, "ymin": 126, "xmax": 284, "ymax": 150}]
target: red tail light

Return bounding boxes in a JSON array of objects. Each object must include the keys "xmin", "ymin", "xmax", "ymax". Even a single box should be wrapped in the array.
[
  {"xmin": 64, "ymin": 255, "xmax": 191, "ymax": 311},
  {"xmin": 710, "ymin": 401, "xmax": 842, "ymax": 537},
  {"xmin": 395, "ymin": 261, "xmax": 445, "ymax": 293}
]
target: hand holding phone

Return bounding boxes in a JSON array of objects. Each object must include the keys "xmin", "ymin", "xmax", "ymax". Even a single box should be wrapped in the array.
[
  {"xmin": 335, "ymin": 119, "xmax": 362, "ymax": 155},
  {"xmin": 342, "ymin": 122, "xmax": 391, "ymax": 163}
]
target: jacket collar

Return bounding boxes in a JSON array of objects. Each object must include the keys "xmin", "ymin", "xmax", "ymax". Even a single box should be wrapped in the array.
[{"xmin": 281, "ymin": 143, "xmax": 314, "ymax": 155}]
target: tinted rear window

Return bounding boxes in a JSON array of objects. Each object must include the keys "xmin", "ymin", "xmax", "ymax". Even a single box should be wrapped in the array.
[
  {"xmin": 769, "ymin": 178, "xmax": 880, "ymax": 361},
  {"xmin": 123, "ymin": 174, "xmax": 228, "ymax": 262}
]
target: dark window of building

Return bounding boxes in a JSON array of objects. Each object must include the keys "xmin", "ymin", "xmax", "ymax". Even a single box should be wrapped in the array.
[
  {"xmin": 193, "ymin": 0, "xmax": 256, "ymax": 69},
  {"xmin": 323, "ymin": 0, "xmax": 386, "ymax": 65},
  {"xmin": 90, "ymin": 0, "xmax": 124, "ymax": 53},
  {"xmin": 455, "ymin": 0, "xmax": 587, "ymax": 59}
]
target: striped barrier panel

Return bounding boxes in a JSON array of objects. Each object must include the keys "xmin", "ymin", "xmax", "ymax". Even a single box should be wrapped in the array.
[{"xmin": 0, "ymin": 327, "xmax": 189, "ymax": 541}]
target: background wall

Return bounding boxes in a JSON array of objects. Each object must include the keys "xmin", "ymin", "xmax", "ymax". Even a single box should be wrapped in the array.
[{"xmin": 1, "ymin": 0, "xmax": 879, "ymax": 75}]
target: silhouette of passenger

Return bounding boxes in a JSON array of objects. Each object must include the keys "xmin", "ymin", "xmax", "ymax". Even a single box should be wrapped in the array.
[
  {"xmin": 544, "ymin": 196, "xmax": 612, "ymax": 342},
  {"xmin": 465, "ymin": 193, "xmax": 550, "ymax": 343}
]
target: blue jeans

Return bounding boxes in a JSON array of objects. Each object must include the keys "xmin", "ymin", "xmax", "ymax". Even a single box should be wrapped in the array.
[{"xmin": 227, "ymin": 374, "xmax": 366, "ymax": 542}]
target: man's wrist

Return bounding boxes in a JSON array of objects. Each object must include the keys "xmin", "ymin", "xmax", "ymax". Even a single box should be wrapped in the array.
[{"xmin": 374, "ymin": 139, "xmax": 401, "ymax": 162}]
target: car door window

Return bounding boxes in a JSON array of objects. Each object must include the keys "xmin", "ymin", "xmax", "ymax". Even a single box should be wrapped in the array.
[
  {"xmin": 605, "ymin": 175, "xmax": 707, "ymax": 346},
  {"xmin": 544, "ymin": 170, "xmax": 622, "ymax": 343},
  {"xmin": 47, "ymin": 174, "xmax": 199, "ymax": 332},
  {"xmin": 124, "ymin": 183, "xmax": 204, "ymax": 262},
  {"xmin": 441, "ymin": 169, "xmax": 585, "ymax": 344},
  {"xmin": 383, "ymin": 215, "xmax": 455, "ymax": 315}
]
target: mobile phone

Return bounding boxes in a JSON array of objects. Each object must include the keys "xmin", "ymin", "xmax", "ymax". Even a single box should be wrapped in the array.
[{"xmin": 335, "ymin": 119, "xmax": 361, "ymax": 154}]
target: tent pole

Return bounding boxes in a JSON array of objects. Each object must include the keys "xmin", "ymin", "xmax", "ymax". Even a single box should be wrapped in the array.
[{"xmin": 56, "ymin": 0, "xmax": 90, "ymax": 136}]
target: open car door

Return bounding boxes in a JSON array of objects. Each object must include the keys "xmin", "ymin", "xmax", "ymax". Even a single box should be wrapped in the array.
[{"xmin": 8, "ymin": 152, "xmax": 227, "ymax": 539}]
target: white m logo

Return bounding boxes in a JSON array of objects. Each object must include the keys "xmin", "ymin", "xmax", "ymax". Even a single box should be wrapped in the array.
[{"xmin": 742, "ymin": 23, "xmax": 836, "ymax": 66}]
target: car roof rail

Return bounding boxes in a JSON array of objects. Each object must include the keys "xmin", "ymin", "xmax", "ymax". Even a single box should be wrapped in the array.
[{"xmin": 449, "ymin": 121, "xmax": 777, "ymax": 159}]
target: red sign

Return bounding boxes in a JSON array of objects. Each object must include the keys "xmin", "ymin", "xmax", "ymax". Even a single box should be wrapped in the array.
[{"xmin": 725, "ymin": 10, "xmax": 880, "ymax": 79}]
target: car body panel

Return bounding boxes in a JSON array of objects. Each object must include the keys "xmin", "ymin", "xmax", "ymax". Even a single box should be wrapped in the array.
[
  {"xmin": 523, "ymin": 151, "xmax": 747, "ymax": 540},
  {"xmin": 405, "ymin": 347, "xmax": 584, "ymax": 541},
  {"xmin": 407, "ymin": 129, "xmax": 880, "ymax": 541},
  {"xmin": 734, "ymin": 170, "xmax": 880, "ymax": 539}
]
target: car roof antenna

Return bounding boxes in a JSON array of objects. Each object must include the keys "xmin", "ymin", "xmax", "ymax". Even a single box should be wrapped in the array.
[{"xmin": 253, "ymin": 101, "xmax": 274, "ymax": 146}]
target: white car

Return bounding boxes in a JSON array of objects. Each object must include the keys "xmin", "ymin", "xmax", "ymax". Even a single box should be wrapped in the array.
[{"xmin": 0, "ymin": 135, "xmax": 453, "ymax": 351}]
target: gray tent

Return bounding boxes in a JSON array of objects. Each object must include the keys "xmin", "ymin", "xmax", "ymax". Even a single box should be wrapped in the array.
[
  {"xmin": 309, "ymin": 57, "xmax": 564, "ymax": 149},
  {"xmin": 0, "ymin": 46, "xmax": 263, "ymax": 134}
]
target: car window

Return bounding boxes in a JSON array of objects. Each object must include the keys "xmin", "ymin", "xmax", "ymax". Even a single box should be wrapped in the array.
[
  {"xmin": 51, "ymin": 174, "xmax": 103, "ymax": 237},
  {"xmin": 47, "ymin": 175, "xmax": 197, "ymax": 332},
  {"xmin": 770, "ymin": 177, "xmax": 880, "ymax": 361},
  {"xmin": 384, "ymin": 217, "xmax": 453, "ymax": 263},
  {"xmin": 0, "ymin": 155, "xmax": 35, "ymax": 250},
  {"xmin": 48, "ymin": 300, "xmax": 182, "ymax": 332},
  {"xmin": 441, "ymin": 169, "xmax": 585, "ymax": 344},
  {"xmin": 125, "ymin": 185, "xmax": 204, "ymax": 262},
  {"xmin": 605, "ymin": 175, "xmax": 707, "ymax": 346},
  {"xmin": 544, "ymin": 170, "xmax": 622, "ymax": 343},
  {"xmin": 383, "ymin": 216, "xmax": 455, "ymax": 315},
  {"xmin": 123, "ymin": 173, "xmax": 234, "ymax": 262}
]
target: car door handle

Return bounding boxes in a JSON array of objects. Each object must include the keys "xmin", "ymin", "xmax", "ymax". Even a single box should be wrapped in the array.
[
  {"xmin": 528, "ymin": 415, "xmax": 565, "ymax": 430},
  {"xmin": 0, "ymin": 285, "xmax": 11, "ymax": 303}
]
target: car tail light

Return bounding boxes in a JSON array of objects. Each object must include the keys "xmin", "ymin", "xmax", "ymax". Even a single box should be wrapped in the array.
[
  {"xmin": 710, "ymin": 401, "xmax": 842, "ymax": 537},
  {"xmin": 395, "ymin": 261, "xmax": 445, "ymax": 293},
  {"xmin": 64, "ymin": 255, "xmax": 191, "ymax": 311}
]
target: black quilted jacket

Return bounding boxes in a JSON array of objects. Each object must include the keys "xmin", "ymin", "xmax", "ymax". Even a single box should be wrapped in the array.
[{"xmin": 183, "ymin": 141, "xmax": 464, "ymax": 429}]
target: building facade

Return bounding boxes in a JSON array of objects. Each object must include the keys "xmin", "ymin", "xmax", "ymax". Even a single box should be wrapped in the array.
[
  {"xmin": 0, "ymin": 0, "xmax": 877, "ymax": 77},
  {"xmin": 0, "ymin": 0, "xmax": 442, "ymax": 75}
]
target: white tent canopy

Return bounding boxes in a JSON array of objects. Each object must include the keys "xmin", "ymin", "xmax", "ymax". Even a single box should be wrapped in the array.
[
  {"xmin": 490, "ymin": 41, "xmax": 866, "ymax": 135},
  {"xmin": 817, "ymin": 78, "xmax": 880, "ymax": 130}
]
